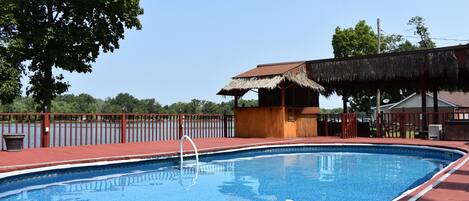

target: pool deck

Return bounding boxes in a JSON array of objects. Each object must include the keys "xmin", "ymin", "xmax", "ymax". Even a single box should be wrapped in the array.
[{"xmin": 1, "ymin": 137, "xmax": 468, "ymax": 201}]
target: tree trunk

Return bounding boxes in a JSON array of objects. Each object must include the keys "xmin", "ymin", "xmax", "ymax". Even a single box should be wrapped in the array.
[{"xmin": 42, "ymin": 64, "xmax": 53, "ymax": 113}]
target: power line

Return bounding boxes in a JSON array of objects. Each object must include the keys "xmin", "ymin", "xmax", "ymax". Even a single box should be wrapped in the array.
[
  {"xmin": 401, "ymin": 35, "xmax": 469, "ymax": 42},
  {"xmin": 380, "ymin": 29, "xmax": 469, "ymax": 42}
]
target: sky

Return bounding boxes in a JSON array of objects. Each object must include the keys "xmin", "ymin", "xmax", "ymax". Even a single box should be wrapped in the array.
[{"xmin": 25, "ymin": 0, "xmax": 469, "ymax": 108}]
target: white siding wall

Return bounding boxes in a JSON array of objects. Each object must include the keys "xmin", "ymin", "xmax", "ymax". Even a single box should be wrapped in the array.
[{"xmin": 393, "ymin": 94, "xmax": 453, "ymax": 108}]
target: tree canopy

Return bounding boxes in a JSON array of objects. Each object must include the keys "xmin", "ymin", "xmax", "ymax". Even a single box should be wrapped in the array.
[
  {"xmin": 0, "ymin": 0, "xmax": 143, "ymax": 112},
  {"xmin": 0, "ymin": 1, "xmax": 22, "ymax": 104}
]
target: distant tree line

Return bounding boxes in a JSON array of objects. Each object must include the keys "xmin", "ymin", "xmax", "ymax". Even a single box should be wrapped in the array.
[
  {"xmin": 320, "ymin": 108, "xmax": 343, "ymax": 114},
  {"xmin": 0, "ymin": 93, "xmax": 258, "ymax": 114}
]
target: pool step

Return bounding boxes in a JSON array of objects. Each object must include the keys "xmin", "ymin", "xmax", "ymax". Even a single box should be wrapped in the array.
[{"xmin": 179, "ymin": 159, "xmax": 199, "ymax": 168}]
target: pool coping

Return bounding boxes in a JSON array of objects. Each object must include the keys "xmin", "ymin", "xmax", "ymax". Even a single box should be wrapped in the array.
[{"xmin": 0, "ymin": 142, "xmax": 466, "ymax": 201}]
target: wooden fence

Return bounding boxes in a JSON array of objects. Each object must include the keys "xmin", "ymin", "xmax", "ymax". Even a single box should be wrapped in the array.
[{"xmin": 318, "ymin": 113, "xmax": 358, "ymax": 138}]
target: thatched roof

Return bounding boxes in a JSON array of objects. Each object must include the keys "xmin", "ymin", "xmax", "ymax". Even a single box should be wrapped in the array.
[
  {"xmin": 217, "ymin": 63, "xmax": 324, "ymax": 96},
  {"xmin": 308, "ymin": 45, "xmax": 469, "ymax": 82},
  {"xmin": 307, "ymin": 44, "xmax": 469, "ymax": 92}
]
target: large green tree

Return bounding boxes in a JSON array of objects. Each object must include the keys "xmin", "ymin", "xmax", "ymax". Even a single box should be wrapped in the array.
[
  {"xmin": 0, "ymin": 0, "xmax": 143, "ymax": 112},
  {"xmin": 332, "ymin": 20, "xmax": 379, "ymax": 114},
  {"xmin": 332, "ymin": 20, "xmax": 378, "ymax": 58},
  {"xmin": 0, "ymin": 1, "xmax": 22, "ymax": 104}
]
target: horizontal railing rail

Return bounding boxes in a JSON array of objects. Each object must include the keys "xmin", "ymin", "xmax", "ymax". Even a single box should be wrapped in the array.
[
  {"xmin": 377, "ymin": 111, "xmax": 469, "ymax": 138},
  {"xmin": 0, "ymin": 113, "xmax": 235, "ymax": 150},
  {"xmin": 318, "ymin": 111, "xmax": 469, "ymax": 139}
]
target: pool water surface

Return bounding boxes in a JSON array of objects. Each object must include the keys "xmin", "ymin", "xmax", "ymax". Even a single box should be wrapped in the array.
[{"xmin": 0, "ymin": 145, "xmax": 462, "ymax": 201}]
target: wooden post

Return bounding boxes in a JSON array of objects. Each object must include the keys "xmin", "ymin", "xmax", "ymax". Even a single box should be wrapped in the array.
[
  {"xmin": 281, "ymin": 82, "xmax": 286, "ymax": 107},
  {"xmin": 421, "ymin": 90, "xmax": 427, "ymax": 138},
  {"xmin": 376, "ymin": 112, "xmax": 381, "ymax": 138},
  {"xmin": 433, "ymin": 89, "xmax": 439, "ymax": 124},
  {"xmin": 178, "ymin": 114, "xmax": 183, "ymax": 139},
  {"xmin": 420, "ymin": 53, "xmax": 429, "ymax": 139},
  {"xmin": 340, "ymin": 113, "xmax": 346, "ymax": 138},
  {"xmin": 324, "ymin": 114, "xmax": 329, "ymax": 136},
  {"xmin": 120, "ymin": 113, "xmax": 127, "ymax": 143},
  {"xmin": 399, "ymin": 113, "xmax": 406, "ymax": 138},
  {"xmin": 223, "ymin": 112, "xmax": 228, "ymax": 137},
  {"xmin": 41, "ymin": 113, "xmax": 50, "ymax": 148},
  {"xmin": 342, "ymin": 91, "xmax": 348, "ymax": 114},
  {"xmin": 234, "ymin": 96, "xmax": 239, "ymax": 108}
]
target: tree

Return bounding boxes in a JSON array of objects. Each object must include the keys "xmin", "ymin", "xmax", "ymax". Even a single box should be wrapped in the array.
[
  {"xmin": 109, "ymin": 93, "xmax": 139, "ymax": 112},
  {"xmin": 0, "ymin": 51, "xmax": 21, "ymax": 104},
  {"xmin": 0, "ymin": 1, "xmax": 21, "ymax": 104},
  {"xmin": 332, "ymin": 20, "xmax": 377, "ymax": 58},
  {"xmin": 134, "ymin": 98, "xmax": 163, "ymax": 113},
  {"xmin": 332, "ymin": 20, "xmax": 378, "ymax": 114},
  {"xmin": 0, "ymin": 0, "xmax": 143, "ymax": 112},
  {"xmin": 73, "ymin": 93, "xmax": 97, "ymax": 113},
  {"xmin": 408, "ymin": 16, "xmax": 436, "ymax": 49}
]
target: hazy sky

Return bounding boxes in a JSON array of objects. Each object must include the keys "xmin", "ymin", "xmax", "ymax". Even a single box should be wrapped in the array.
[{"xmin": 28, "ymin": 0, "xmax": 469, "ymax": 108}]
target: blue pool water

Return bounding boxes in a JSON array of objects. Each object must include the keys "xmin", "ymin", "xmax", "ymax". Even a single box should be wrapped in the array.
[{"xmin": 0, "ymin": 145, "xmax": 463, "ymax": 201}]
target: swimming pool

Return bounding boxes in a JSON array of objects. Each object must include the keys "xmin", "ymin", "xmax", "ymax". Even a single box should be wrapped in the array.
[{"xmin": 0, "ymin": 144, "xmax": 464, "ymax": 201}]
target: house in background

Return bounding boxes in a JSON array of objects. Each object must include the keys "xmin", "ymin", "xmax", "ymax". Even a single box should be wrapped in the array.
[{"xmin": 373, "ymin": 91, "xmax": 469, "ymax": 115}]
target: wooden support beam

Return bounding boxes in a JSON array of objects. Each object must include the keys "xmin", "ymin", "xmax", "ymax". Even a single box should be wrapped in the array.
[
  {"xmin": 433, "ymin": 89, "xmax": 439, "ymax": 124},
  {"xmin": 342, "ymin": 92, "xmax": 348, "ymax": 114},
  {"xmin": 420, "ymin": 53, "xmax": 429, "ymax": 138},
  {"xmin": 281, "ymin": 82, "xmax": 286, "ymax": 107},
  {"xmin": 421, "ymin": 89, "xmax": 428, "ymax": 137},
  {"xmin": 234, "ymin": 96, "xmax": 239, "ymax": 108}
]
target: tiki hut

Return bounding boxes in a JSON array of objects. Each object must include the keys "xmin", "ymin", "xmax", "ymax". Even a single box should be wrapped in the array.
[{"xmin": 218, "ymin": 62, "xmax": 324, "ymax": 138}]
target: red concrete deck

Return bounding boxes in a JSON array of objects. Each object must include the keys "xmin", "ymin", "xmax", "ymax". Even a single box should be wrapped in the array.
[{"xmin": 1, "ymin": 137, "xmax": 468, "ymax": 201}]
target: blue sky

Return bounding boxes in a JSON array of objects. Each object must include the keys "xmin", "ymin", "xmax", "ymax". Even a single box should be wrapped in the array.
[{"xmin": 33, "ymin": 0, "xmax": 469, "ymax": 108}]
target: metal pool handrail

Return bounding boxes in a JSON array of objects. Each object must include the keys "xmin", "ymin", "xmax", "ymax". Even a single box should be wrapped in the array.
[{"xmin": 179, "ymin": 134, "xmax": 199, "ymax": 169}]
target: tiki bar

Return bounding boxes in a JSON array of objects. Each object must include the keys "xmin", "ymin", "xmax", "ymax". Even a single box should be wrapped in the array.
[{"xmin": 218, "ymin": 62, "xmax": 324, "ymax": 138}]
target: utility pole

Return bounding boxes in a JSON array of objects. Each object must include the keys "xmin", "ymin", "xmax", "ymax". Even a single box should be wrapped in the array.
[{"xmin": 376, "ymin": 18, "xmax": 381, "ymax": 137}]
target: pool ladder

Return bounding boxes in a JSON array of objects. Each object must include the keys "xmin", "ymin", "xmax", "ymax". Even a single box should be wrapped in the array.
[{"xmin": 179, "ymin": 135, "xmax": 199, "ymax": 169}]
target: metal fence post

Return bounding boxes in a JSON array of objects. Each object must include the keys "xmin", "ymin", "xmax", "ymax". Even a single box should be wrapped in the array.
[
  {"xmin": 121, "ymin": 113, "xmax": 126, "ymax": 143},
  {"xmin": 41, "ymin": 113, "xmax": 50, "ymax": 148}
]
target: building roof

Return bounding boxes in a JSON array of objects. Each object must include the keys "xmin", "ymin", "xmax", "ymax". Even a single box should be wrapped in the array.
[
  {"xmin": 234, "ymin": 61, "xmax": 305, "ymax": 78},
  {"xmin": 218, "ymin": 63, "xmax": 324, "ymax": 96},
  {"xmin": 438, "ymin": 91, "xmax": 469, "ymax": 107},
  {"xmin": 384, "ymin": 91, "xmax": 469, "ymax": 110}
]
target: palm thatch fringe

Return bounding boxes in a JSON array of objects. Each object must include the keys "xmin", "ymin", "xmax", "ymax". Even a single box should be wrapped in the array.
[
  {"xmin": 219, "ymin": 66, "xmax": 324, "ymax": 96},
  {"xmin": 222, "ymin": 76, "xmax": 285, "ymax": 91},
  {"xmin": 308, "ymin": 49, "xmax": 469, "ymax": 83}
]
